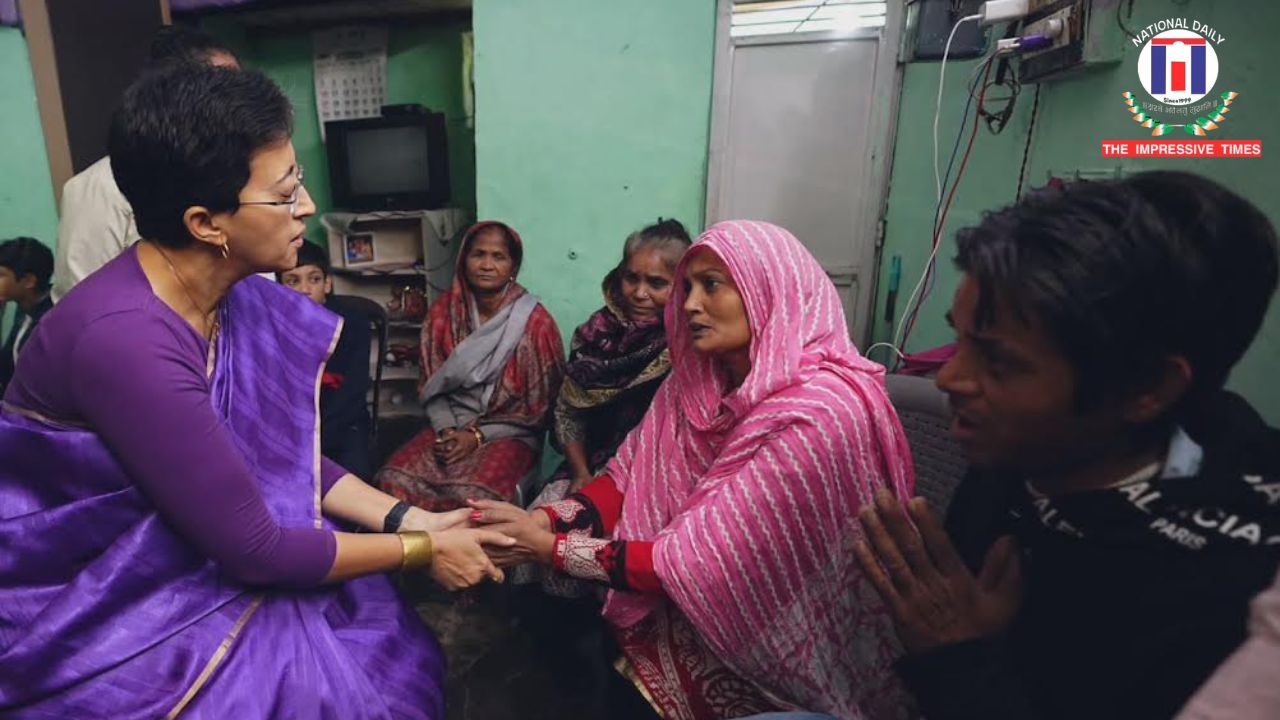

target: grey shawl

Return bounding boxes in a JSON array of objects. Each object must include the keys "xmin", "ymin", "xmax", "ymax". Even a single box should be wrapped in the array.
[{"xmin": 420, "ymin": 291, "xmax": 541, "ymax": 445}]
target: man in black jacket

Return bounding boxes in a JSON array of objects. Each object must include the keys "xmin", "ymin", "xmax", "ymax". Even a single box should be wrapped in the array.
[{"xmin": 855, "ymin": 171, "xmax": 1280, "ymax": 720}]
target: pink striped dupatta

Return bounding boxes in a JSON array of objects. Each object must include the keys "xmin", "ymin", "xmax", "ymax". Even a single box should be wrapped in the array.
[{"xmin": 602, "ymin": 221, "xmax": 917, "ymax": 719}]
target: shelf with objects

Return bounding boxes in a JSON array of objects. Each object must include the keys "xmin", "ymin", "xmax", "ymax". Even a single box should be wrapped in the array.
[
  {"xmin": 317, "ymin": 101, "xmax": 469, "ymax": 465},
  {"xmin": 322, "ymin": 208, "xmax": 470, "ymax": 461}
]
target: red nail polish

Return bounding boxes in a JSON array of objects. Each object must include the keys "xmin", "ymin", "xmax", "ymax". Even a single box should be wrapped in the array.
[{"xmin": 470, "ymin": 511, "xmax": 483, "ymax": 521}]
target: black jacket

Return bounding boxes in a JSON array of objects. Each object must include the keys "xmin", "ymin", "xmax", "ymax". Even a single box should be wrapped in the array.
[
  {"xmin": 320, "ymin": 299, "xmax": 372, "ymax": 443},
  {"xmin": 898, "ymin": 392, "xmax": 1280, "ymax": 720},
  {"xmin": 0, "ymin": 295, "xmax": 53, "ymax": 395}
]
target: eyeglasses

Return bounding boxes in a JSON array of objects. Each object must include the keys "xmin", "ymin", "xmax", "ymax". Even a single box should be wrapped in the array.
[{"xmin": 240, "ymin": 165, "xmax": 306, "ymax": 216}]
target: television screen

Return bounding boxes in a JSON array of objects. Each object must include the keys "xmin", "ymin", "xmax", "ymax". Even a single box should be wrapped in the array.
[
  {"xmin": 325, "ymin": 111, "xmax": 451, "ymax": 211},
  {"xmin": 346, "ymin": 126, "xmax": 431, "ymax": 195}
]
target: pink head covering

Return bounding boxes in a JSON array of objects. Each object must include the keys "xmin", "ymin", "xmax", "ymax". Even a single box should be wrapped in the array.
[{"xmin": 603, "ymin": 221, "xmax": 915, "ymax": 717}]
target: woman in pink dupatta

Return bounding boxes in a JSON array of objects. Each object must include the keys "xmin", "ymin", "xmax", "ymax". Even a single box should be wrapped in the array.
[{"xmin": 472, "ymin": 221, "xmax": 916, "ymax": 719}]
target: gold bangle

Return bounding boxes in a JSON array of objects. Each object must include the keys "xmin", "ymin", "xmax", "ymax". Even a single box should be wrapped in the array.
[
  {"xmin": 398, "ymin": 531, "xmax": 434, "ymax": 572},
  {"xmin": 470, "ymin": 427, "xmax": 485, "ymax": 447}
]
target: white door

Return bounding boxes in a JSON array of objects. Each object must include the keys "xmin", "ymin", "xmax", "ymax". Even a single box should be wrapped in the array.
[{"xmin": 706, "ymin": 0, "xmax": 904, "ymax": 346}]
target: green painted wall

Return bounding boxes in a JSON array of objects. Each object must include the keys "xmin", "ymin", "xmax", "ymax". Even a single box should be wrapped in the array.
[
  {"xmin": 0, "ymin": 27, "xmax": 59, "ymax": 334},
  {"xmin": 202, "ymin": 4, "xmax": 714, "ymax": 471},
  {"xmin": 472, "ymin": 0, "xmax": 716, "ymax": 345},
  {"xmin": 875, "ymin": 0, "xmax": 1280, "ymax": 424},
  {"xmin": 0, "ymin": 28, "xmax": 58, "ymax": 246},
  {"xmin": 202, "ymin": 18, "xmax": 477, "ymax": 241}
]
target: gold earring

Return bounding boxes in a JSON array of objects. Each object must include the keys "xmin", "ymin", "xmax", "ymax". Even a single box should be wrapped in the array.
[{"xmin": 220, "ymin": 242, "xmax": 230, "ymax": 260}]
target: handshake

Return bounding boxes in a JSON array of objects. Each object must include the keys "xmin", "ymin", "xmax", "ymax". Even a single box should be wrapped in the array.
[{"xmin": 403, "ymin": 500, "xmax": 555, "ymax": 590}]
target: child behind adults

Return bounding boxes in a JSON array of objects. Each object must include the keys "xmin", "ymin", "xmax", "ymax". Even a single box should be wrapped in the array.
[
  {"xmin": 280, "ymin": 241, "xmax": 373, "ymax": 479},
  {"xmin": 0, "ymin": 237, "xmax": 55, "ymax": 394}
]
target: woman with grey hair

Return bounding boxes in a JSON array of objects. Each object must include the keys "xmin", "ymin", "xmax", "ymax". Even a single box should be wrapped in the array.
[
  {"xmin": 551, "ymin": 218, "xmax": 692, "ymax": 494},
  {"xmin": 516, "ymin": 218, "xmax": 691, "ymax": 600}
]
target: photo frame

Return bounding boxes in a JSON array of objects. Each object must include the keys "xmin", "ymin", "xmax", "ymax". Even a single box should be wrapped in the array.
[{"xmin": 343, "ymin": 232, "xmax": 376, "ymax": 266}]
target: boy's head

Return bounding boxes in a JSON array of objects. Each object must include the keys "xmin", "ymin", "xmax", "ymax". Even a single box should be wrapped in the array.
[
  {"xmin": 279, "ymin": 241, "xmax": 332, "ymax": 305},
  {"xmin": 937, "ymin": 171, "xmax": 1278, "ymax": 475},
  {"xmin": 149, "ymin": 25, "xmax": 240, "ymax": 70},
  {"xmin": 0, "ymin": 237, "xmax": 54, "ymax": 303}
]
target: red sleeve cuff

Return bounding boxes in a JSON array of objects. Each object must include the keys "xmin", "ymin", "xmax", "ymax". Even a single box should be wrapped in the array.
[
  {"xmin": 550, "ymin": 534, "xmax": 662, "ymax": 594},
  {"xmin": 538, "ymin": 505, "xmax": 559, "ymax": 529},
  {"xmin": 576, "ymin": 474, "xmax": 624, "ymax": 535},
  {"xmin": 623, "ymin": 540, "xmax": 661, "ymax": 594}
]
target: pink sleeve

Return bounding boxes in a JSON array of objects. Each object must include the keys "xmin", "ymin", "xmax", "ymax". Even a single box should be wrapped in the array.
[{"xmin": 1178, "ymin": 571, "xmax": 1280, "ymax": 719}]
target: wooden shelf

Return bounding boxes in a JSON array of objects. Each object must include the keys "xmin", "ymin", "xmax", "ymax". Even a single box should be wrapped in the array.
[
  {"xmin": 379, "ymin": 404, "xmax": 424, "ymax": 420},
  {"xmin": 332, "ymin": 265, "xmax": 425, "ymax": 278},
  {"xmin": 381, "ymin": 366, "xmax": 420, "ymax": 381},
  {"xmin": 387, "ymin": 319, "xmax": 424, "ymax": 331},
  {"xmin": 175, "ymin": 0, "xmax": 472, "ymax": 29}
]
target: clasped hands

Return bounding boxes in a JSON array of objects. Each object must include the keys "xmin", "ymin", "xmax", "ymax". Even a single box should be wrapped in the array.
[
  {"xmin": 395, "ymin": 505, "xmax": 518, "ymax": 590},
  {"xmin": 418, "ymin": 482, "xmax": 1025, "ymax": 647},
  {"xmin": 466, "ymin": 499, "xmax": 557, "ymax": 568},
  {"xmin": 853, "ymin": 488, "xmax": 1024, "ymax": 653},
  {"xmin": 398, "ymin": 500, "xmax": 556, "ymax": 592}
]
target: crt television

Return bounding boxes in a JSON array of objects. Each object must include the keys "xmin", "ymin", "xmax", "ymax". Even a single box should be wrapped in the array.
[{"xmin": 325, "ymin": 111, "xmax": 450, "ymax": 211}]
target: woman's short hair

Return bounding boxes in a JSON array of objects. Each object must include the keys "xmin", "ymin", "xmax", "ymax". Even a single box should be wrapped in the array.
[
  {"xmin": 605, "ymin": 217, "xmax": 693, "ymax": 295},
  {"xmin": 108, "ymin": 63, "xmax": 293, "ymax": 249}
]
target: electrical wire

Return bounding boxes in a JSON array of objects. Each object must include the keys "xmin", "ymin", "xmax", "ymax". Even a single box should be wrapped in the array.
[
  {"xmin": 978, "ymin": 56, "xmax": 1022, "ymax": 135},
  {"xmin": 1015, "ymin": 83, "xmax": 1043, "ymax": 200},
  {"xmin": 897, "ymin": 58, "xmax": 995, "ymax": 352},
  {"xmin": 934, "ymin": 13, "xmax": 984, "ymax": 209},
  {"xmin": 923, "ymin": 53, "xmax": 995, "ymax": 301},
  {"xmin": 892, "ymin": 14, "xmax": 985, "ymax": 364},
  {"xmin": 1117, "ymin": 0, "xmax": 1139, "ymax": 41},
  {"xmin": 863, "ymin": 342, "xmax": 907, "ymax": 364},
  {"xmin": 914, "ymin": 28, "xmax": 1015, "ymax": 309},
  {"xmin": 892, "ymin": 54, "xmax": 993, "ymax": 354}
]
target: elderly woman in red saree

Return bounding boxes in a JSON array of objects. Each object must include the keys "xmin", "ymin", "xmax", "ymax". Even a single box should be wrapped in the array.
[
  {"xmin": 472, "ymin": 221, "xmax": 917, "ymax": 719},
  {"xmin": 377, "ymin": 221, "xmax": 565, "ymax": 512}
]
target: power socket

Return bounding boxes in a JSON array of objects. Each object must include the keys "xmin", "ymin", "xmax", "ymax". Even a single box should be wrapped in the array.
[{"xmin": 1021, "ymin": 5, "xmax": 1076, "ymax": 58}]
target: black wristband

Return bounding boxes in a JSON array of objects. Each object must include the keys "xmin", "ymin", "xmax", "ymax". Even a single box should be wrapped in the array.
[{"xmin": 383, "ymin": 500, "xmax": 413, "ymax": 533}]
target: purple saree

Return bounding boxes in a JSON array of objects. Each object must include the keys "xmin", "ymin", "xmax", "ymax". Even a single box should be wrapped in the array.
[{"xmin": 0, "ymin": 265, "xmax": 445, "ymax": 718}]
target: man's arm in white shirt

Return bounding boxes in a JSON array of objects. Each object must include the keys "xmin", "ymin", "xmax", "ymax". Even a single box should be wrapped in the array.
[{"xmin": 52, "ymin": 157, "xmax": 141, "ymax": 301}]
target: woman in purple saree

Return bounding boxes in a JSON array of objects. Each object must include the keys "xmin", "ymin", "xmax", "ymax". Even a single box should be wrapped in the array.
[{"xmin": 0, "ymin": 64, "xmax": 507, "ymax": 718}]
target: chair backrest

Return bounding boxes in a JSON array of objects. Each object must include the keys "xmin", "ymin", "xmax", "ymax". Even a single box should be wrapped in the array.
[
  {"xmin": 885, "ymin": 373, "xmax": 968, "ymax": 515},
  {"xmin": 327, "ymin": 294, "xmax": 389, "ymax": 444}
]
